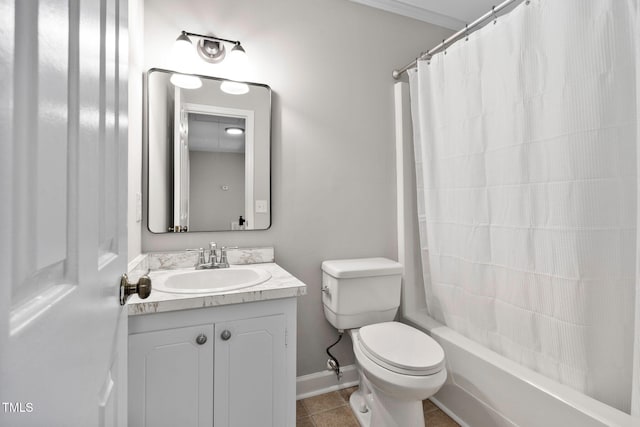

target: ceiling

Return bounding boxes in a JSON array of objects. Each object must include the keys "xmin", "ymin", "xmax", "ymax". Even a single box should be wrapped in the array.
[
  {"xmin": 349, "ymin": 0, "xmax": 498, "ymax": 30},
  {"xmin": 188, "ymin": 114, "xmax": 246, "ymax": 154}
]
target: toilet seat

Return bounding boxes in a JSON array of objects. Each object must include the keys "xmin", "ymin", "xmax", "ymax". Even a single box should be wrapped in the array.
[{"xmin": 357, "ymin": 322, "xmax": 445, "ymax": 376}]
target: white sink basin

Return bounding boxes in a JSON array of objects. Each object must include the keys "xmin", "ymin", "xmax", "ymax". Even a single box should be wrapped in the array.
[{"xmin": 153, "ymin": 267, "xmax": 272, "ymax": 294}]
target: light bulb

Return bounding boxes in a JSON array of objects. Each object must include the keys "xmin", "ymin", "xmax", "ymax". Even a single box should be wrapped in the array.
[
  {"xmin": 172, "ymin": 33, "xmax": 193, "ymax": 63},
  {"xmin": 229, "ymin": 43, "xmax": 248, "ymax": 67}
]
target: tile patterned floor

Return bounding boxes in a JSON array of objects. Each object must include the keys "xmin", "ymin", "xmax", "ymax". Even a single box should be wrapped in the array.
[{"xmin": 297, "ymin": 387, "xmax": 460, "ymax": 427}]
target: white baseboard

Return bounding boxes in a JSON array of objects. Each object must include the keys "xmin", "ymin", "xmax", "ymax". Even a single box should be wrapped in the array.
[{"xmin": 296, "ymin": 364, "xmax": 359, "ymax": 400}]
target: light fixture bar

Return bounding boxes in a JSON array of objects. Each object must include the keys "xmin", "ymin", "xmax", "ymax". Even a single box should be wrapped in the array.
[
  {"xmin": 180, "ymin": 30, "xmax": 240, "ymax": 47},
  {"xmin": 174, "ymin": 30, "xmax": 248, "ymax": 69}
]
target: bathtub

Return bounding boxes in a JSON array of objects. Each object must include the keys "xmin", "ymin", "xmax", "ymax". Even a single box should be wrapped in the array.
[{"xmin": 405, "ymin": 312, "xmax": 636, "ymax": 427}]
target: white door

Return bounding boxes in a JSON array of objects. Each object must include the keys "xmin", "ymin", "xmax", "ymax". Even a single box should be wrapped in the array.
[{"xmin": 0, "ymin": 0, "xmax": 129, "ymax": 426}]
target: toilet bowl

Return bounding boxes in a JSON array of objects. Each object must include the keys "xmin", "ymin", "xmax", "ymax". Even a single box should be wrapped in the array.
[
  {"xmin": 321, "ymin": 258, "xmax": 447, "ymax": 427},
  {"xmin": 349, "ymin": 324, "xmax": 446, "ymax": 427}
]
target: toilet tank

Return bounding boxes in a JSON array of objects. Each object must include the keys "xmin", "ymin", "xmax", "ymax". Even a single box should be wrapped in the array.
[{"xmin": 321, "ymin": 258, "xmax": 403, "ymax": 330}]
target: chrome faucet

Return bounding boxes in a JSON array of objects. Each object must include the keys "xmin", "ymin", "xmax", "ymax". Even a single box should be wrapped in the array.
[
  {"xmin": 187, "ymin": 243, "xmax": 237, "ymax": 269},
  {"xmin": 187, "ymin": 243, "xmax": 218, "ymax": 270},
  {"xmin": 209, "ymin": 242, "xmax": 218, "ymax": 266}
]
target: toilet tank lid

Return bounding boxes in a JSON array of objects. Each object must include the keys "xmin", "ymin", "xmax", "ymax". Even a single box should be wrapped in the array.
[{"xmin": 321, "ymin": 258, "xmax": 403, "ymax": 279}]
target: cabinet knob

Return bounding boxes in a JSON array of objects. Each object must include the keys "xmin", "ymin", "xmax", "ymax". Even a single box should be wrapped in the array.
[
  {"xmin": 196, "ymin": 333, "xmax": 207, "ymax": 345},
  {"xmin": 220, "ymin": 330, "xmax": 232, "ymax": 341}
]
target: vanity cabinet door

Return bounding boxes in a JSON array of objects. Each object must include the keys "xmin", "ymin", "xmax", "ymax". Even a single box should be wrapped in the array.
[
  {"xmin": 214, "ymin": 314, "xmax": 287, "ymax": 427},
  {"xmin": 129, "ymin": 324, "xmax": 215, "ymax": 427}
]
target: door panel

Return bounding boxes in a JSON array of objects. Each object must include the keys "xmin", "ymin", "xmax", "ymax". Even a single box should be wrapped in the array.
[
  {"xmin": 214, "ymin": 314, "xmax": 286, "ymax": 427},
  {"xmin": 0, "ymin": 0, "xmax": 129, "ymax": 425},
  {"xmin": 129, "ymin": 324, "xmax": 215, "ymax": 427},
  {"xmin": 11, "ymin": 0, "xmax": 69, "ymax": 307}
]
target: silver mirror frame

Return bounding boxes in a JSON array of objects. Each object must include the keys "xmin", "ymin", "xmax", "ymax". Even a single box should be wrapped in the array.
[{"xmin": 144, "ymin": 68, "xmax": 272, "ymax": 233}]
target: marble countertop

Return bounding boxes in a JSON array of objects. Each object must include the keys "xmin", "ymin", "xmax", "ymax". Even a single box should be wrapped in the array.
[{"xmin": 127, "ymin": 262, "xmax": 307, "ymax": 316}]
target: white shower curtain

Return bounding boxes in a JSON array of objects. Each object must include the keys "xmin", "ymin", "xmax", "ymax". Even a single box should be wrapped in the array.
[{"xmin": 409, "ymin": 0, "xmax": 638, "ymax": 413}]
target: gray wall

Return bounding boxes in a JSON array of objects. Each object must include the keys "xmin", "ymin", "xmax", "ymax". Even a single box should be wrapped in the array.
[
  {"xmin": 137, "ymin": 0, "xmax": 450, "ymax": 376},
  {"xmin": 189, "ymin": 151, "xmax": 245, "ymax": 231}
]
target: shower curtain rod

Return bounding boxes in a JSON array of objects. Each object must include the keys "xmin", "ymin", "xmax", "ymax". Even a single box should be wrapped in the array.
[{"xmin": 392, "ymin": 0, "xmax": 527, "ymax": 79}]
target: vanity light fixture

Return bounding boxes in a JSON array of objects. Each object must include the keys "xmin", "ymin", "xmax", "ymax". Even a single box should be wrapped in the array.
[
  {"xmin": 225, "ymin": 127, "xmax": 245, "ymax": 135},
  {"xmin": 171, "ymin": 31, "xmax": 250, "ymax": 94},
  {"xmin": 173, "ymin": 31, "xmax": 247, "ymax": 65}
]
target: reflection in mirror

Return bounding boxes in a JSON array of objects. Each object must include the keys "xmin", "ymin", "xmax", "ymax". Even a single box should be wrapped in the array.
[
  {"xmin": 187, "ymin": 113, "xmax": 246, "ymax": 231},
  {"xmin": 146, "ymin": 69, "xmax": 271, "ymax": 233}
]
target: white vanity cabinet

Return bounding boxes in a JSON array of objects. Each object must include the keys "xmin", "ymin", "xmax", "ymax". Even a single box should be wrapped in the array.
[{"xmin": 128, "ymin": 297, "xmax": 297, "ymax": 427}]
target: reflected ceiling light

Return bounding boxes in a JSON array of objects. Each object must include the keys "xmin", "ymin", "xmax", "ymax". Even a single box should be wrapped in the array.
[
  {"xmin": 170, "ymin": 73, "xmax": 202, "ymax": 89},
  {"xmin": 173, "ymin": 31, "xmax": 247, "ymax": 66},
  {"xmin": 225, "ymin": 127, "xmax": 245, "ymax": 135},
  {"xmin": 220, "ymin": 80, "xmax": 249, "ymax": 95}
]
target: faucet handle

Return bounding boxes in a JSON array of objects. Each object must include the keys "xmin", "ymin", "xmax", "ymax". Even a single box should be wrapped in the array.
[
  {"xmin": 219, "ymin": 246, "xmax": 238, "ymax": 267},
  {"xmin": 186, "ymin": 248, "xmax": 206, "ymax": 266}
]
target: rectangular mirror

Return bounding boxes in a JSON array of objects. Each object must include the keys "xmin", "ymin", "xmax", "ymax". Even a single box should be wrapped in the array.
[{"xmin": 146, "ymin": 69, "xmax": 271, "ymax": 232}]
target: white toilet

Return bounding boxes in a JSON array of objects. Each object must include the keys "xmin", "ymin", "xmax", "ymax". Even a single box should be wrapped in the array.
[{"xmin": 322, "ymin": 258, "xmax": 446, "ymax": 427}]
